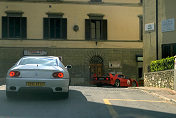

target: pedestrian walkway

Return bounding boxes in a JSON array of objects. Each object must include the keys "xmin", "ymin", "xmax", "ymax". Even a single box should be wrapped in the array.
[{"xmin": 132, "ymin": 87, "xmax": 176, "ymax": 104}]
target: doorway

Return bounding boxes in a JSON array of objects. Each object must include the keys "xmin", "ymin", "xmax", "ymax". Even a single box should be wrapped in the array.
[{"xmin": 89, "ymin": 56, "xmax": 104, "ymax": 77}]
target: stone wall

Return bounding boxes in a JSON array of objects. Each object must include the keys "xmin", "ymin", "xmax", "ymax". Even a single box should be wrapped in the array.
[
  {"xmin": 0, "ymin": 47, "xmax": 142, "ymax": 85},
  {"xmin": 144, "ymin": 70, "xmax": 174, "ymax": 90}
]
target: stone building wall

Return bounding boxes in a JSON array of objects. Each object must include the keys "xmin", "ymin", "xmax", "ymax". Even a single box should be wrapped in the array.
[
  {"xmin": 144, "ymin": 70, "xmax": 174, "ymax": 90},
  {"xmin": 0, "ymin": 47, "xmax": 142, "ymax": 85}
]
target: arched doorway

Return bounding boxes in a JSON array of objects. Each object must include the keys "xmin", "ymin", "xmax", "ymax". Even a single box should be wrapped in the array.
[{"xmin": 89, "ymin": 56, "xmax": 104, "ymax": 77}]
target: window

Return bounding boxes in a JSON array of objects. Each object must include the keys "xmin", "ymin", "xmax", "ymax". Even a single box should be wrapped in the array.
[
  {"xmin": 118, "ymin": 75, "xmax": 124, "ymax": 78},
  {"xmin": 91, "ymin": 20, "xmax": 101, "ymax": 39},
  {"xmin": 162, "ymin": 43, "xmax": 176, "ymax": 58},
  {"xmin": 138, "ymin": 68, "xmax": 143, "ymax": 78},
  {"xmin": 138, "ymin": 15, "xmax": 143, "ymax": 41},
  {"xmin": 19, "ymin": 57, "xmax": 57, "ymax": 66},
  {"xmin": 2, "ymin": 16, "xmax": 27, "ymax": 39},
  {"xmin": 85, "ymin": 19, "xmax": 107, "ymax": 40},
  {"xmin": 140, "ymin": 0, "xmax": 143, "ymax": 4},
  {"xmin": 43, "ymin": 18, "xmax": 67, "ymax": 39}
]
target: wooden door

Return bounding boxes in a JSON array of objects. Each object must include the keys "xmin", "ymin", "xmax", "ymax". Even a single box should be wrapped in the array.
[{"xmin": 90, "ymin": 64, "xmax": 103, "ymax": 77}]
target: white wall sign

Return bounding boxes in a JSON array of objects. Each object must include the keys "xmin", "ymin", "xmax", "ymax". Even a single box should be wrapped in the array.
[
  {"xmin": 145, "ymin": 23, "xmax": 155, "ymax": 32},
  {"xmin": 136, "ymin": 56, "xmax": 143, "ymax": 62},
  {"xmin": 109, "ymin": 61, "xmax": 121, "ymax": 68},
  {"xmin": 24, "ymin": 50, "xmax": 47, "ymax": 56},
  {"xmin": 162, "ymin": 18, "xmax": 175, "ymax": 32}
]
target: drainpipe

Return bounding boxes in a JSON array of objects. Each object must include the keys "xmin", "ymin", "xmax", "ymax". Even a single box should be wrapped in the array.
[{"xmin": 156, "ymin": 0, "xmax": 159, "ymax": 60}]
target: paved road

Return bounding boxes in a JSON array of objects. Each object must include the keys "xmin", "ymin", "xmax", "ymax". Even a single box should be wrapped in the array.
[{"xmin": 0, "ymin": 85, "xmax": 176, "ymax": 118}]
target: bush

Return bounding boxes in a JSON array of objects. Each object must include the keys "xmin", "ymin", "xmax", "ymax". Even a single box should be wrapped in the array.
[{"xmin": 150, "ymin": 57, "xmax": 174, "ymax": 72}]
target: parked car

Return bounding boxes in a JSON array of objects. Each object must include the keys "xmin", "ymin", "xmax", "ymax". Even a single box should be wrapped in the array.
[
  {"xmin": 91, "ymin": 73, "xmax": 138, "ymax": 87},
  {"xmin": 6, "ymin": 56, "xmax": 71, "ymax": 98}
]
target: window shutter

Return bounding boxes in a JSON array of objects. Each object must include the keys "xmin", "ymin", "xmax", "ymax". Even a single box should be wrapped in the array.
[
  {"xmin": 62, "ymin": 18, "xmax": 67, "ymax": 39},
  {"xmin": 43, "ymin": 18, "xmax": 49, "ymax": 39},
  {"xmin": 21, "ymin": 17, "xmax": 27, "ymax": 39},
  {"xmin": 2, "ymin": 16, "xmax": 8, "ymax": 38},
  {"xmin": 85, "ymin": 19, "xmax": 91, "ymax": 40},
  {"xmin": 102, "ymin": 20, "xmax": 107, "ymax": 40}
]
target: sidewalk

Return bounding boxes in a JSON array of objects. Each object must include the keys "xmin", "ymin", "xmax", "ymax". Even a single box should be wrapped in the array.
[{"xmin": 133, "ymin": 87, "xmax": 176, "ymax": 104}]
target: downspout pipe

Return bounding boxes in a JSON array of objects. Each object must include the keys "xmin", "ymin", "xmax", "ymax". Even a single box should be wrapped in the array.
[{"xmin": 156, "ymin": 0, "xmax": 159, "ymax": 60}]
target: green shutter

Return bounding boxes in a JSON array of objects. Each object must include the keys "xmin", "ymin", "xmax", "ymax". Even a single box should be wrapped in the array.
[
  {"xmin": 43, "ymin": 18, "xmax": 49, "ymax": 39},
  {"xmin": 85, "ymin": 19, "xmax": 91, "ymax": 40},
  {"xmin": 102, "ymin": 20, "xmax": 107, "ymax": 40},
  {"xmin": 62, "ymin": 18, "xmax": 67, "ymax": 39},
  {"xmin": 2, "ymin": 17, "xmax": 8, "ymax": 38},
  {"xmin": 21, "ymin": 17, "xmax": 27, "ymax": 39}
]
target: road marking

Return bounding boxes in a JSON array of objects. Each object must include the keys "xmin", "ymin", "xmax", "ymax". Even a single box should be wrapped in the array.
[
  {"xmin": 104, "ymin": 98, "xmax": 166, "ymax": 103},
  {"xmin": 103, "ymin": 99, "xmax": 167, "ymax": 118},
  {"xmin": 103, "ymin": 99, "xmax": 119, "ymax": 118},
  {"xmin": 104, "ymin": 99, "xmax": 112, "ymax": 105}
]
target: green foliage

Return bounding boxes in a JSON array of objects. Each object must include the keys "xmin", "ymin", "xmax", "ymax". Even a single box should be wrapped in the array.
[{"xmin": 150, "ymin": 57, "xmax": 175, "ymax": 72}]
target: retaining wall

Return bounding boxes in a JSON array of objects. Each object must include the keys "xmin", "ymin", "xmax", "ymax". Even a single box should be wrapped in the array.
[{"xmin": 144, "ymin": 70, "xmax": 174, "ymax": 90}]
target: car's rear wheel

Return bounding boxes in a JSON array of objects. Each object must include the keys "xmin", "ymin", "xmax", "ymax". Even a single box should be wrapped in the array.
[
  {"xmin": 114, "ymin": 79, "xmax": 120, "ymax": 87},
  {"xmin": 132, "ymin": 81, "xmax": 137, "ymax": 87},
  {"xmin": 96, "ymin": 83, "xmax": 102, "ymax": 87},
  {"xmin": 6, "ymin": 91, "xmax": 17, "ymax": 99}
]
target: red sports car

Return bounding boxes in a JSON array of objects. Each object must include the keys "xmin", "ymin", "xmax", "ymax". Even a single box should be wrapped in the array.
[{"xmin": 91, "ymin": 73, "xmax": 138, "ymax": 87}]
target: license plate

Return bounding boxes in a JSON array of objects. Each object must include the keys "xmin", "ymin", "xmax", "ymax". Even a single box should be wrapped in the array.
[
  {"xmin": 99, "ymin": 78, "xmax": 104, "ymax": 80},
  {"xmin": 26, "ymin": 82, "xmax": 45, "ymax": 87}
]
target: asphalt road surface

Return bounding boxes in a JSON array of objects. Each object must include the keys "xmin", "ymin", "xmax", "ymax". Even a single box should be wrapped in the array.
[{"xmin": 0, "ymin": 85, "xmax": 176, "ymax": 118}]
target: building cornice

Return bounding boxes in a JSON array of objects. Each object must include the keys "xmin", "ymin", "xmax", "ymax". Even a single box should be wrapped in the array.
[
  {"xmin": 0, "ymin": 1, "xmax": 142, "ymax": 7},
  {"xmin": 0, "ymin": 39, "xmax": 143, "ymax": 42},
  {"xmin": 0, "ymin": 39, "xmax": 143, "ymax": 49}
]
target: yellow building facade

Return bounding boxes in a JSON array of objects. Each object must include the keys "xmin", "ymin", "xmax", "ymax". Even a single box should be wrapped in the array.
[{"xmin": 0, "ymin": 0, "xmax": 143, "ymax": 85}]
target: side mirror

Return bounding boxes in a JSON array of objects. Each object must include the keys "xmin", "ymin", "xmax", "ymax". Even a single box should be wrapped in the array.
[{"xmin": 66, "ymin": 65, "xmax": 72, "ymax": 69}]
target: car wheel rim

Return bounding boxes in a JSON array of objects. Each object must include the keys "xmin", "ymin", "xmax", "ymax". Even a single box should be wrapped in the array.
[
  {"xmin": 115, "ymin": 81, "xmax": 120, "ymax": 87},
  {"xmin": 132, "ymin": 82, "xmax": 136, "ymax": 87}
]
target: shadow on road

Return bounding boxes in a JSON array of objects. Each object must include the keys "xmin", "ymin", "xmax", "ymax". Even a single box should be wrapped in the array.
[{"xmin": 0, "ymin": 89, "xmax": 176, "ymax": 118}]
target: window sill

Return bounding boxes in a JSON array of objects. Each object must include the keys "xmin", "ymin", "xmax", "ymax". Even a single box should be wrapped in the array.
[{"xmin": 2, "ymin": 38, "xmax": 26, "ymax": 40}]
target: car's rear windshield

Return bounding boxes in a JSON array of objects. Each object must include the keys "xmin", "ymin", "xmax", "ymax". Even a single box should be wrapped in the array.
[{"xmin": 19, "ymin": 57, "xmax": 58, "ymax": 66}]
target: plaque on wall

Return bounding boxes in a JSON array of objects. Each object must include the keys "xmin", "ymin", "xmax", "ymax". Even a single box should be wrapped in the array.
[
  {"xmin": 24, "ymin": 50, "xmax": 47, "ymax": 56},
  {"xmin": 162, "ymin": 18, "xmax": 175, "ymax": 32}
]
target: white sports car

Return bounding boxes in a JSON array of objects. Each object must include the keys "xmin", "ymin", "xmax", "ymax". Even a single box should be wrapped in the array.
[{"xmin": 6, "ymin": 56, "xmax": 71, "ymax": 98}]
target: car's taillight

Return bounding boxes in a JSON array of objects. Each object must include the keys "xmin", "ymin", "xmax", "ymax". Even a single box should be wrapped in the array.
[
  {"xmin": 9, "ymin": 71, "xmax": 20, "ymax": 77},
  {"xmin": 53, "ymin": 72, "xmax": 64, "ymax": 78}
]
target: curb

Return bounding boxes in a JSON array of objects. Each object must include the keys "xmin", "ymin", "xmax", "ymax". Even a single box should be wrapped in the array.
[
  {"xmin": 141, "ymin": 89, "xmax": 176, "ymax": 104},
  {"xmin": 130, "ymin": 87, "xmax": 176, "ymax": 104}
]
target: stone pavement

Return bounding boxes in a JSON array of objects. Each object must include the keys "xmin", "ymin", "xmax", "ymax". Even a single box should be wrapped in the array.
[{"xmin": 132, "ymin": 87, "xmax": 176, "ymax": 104}]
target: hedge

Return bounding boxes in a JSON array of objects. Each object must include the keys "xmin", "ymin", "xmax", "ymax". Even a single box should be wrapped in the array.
[{"xmin": 150, "ymin": 57, "xmax": 175, "ymax": 72}]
